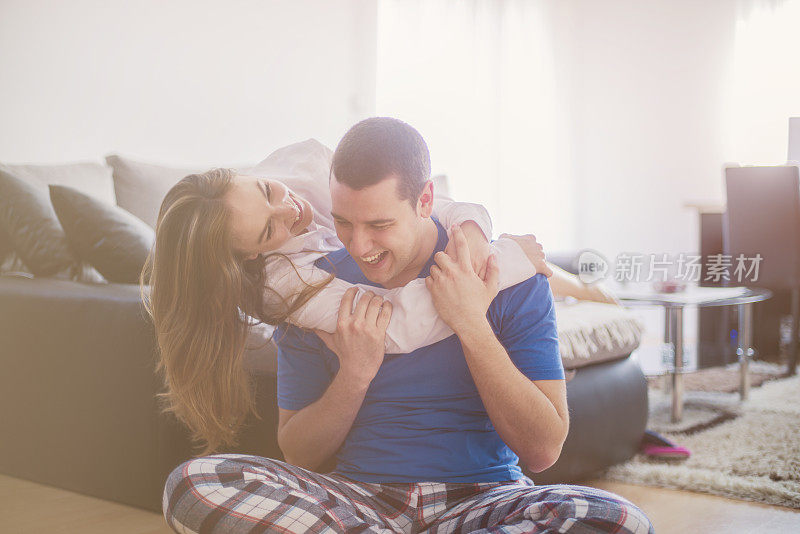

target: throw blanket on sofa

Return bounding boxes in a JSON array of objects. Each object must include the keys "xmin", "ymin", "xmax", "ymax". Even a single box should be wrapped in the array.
[{"xmin": 555, "ymin": 301, "xmax": 644, "ymax": 368}]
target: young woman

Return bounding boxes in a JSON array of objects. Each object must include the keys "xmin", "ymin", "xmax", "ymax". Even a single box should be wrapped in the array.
[{"xmin": 141, "ymin": 140, "xmax": 550, "ymax": 456}]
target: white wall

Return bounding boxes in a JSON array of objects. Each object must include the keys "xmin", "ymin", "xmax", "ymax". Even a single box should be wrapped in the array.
[
  {"xmin": 5, "ymin": 0, "xmax": 796, "ymax": 261},
  {"xmin": 0, "ymin": 0, "xmax": 377, "ymax": 166}
]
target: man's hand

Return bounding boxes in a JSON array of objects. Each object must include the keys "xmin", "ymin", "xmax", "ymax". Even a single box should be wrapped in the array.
[
  {"xmin": 447, "ymin": 221, "xmax": 492, "ymax": 279},
  {"xmin": 426, "ymin": 224, "xmax": 499, "ymax": 334},
  {"xmin": 315, "ymin": 287, "xmax": 392, "ymax": 388},
  {"xmin": 499, "ymin": 233, "xmax": 553, "ymax": 278}
]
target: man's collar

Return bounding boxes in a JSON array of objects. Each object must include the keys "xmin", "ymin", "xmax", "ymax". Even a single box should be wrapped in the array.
[{"xmin": 416, "ymin": 217, "xmax": 448, "ymax": 279}]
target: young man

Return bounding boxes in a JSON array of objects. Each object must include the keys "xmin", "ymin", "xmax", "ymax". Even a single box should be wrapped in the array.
[{"xmin": 163, "ymin": 118, "xmax": 653, "ymax": 533}]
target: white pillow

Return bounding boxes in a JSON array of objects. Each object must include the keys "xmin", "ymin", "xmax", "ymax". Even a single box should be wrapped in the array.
[
  {"xmin": 105, "ymin": 155, "xmax": 199, "ymax": 229},
  {"xmin": 108, "ymin": 140, "xmax": 332, "ymax": 230}
]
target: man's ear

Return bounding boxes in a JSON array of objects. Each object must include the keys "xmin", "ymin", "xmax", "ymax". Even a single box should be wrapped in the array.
[{"xmin": 417, "ymin": 180, "xmax": 435, "ymax": 217}]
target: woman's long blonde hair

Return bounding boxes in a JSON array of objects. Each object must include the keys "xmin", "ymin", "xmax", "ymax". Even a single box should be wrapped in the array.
[{"xmin": 140, "ymin": 168, "xmax": 329, "ymax": 456}]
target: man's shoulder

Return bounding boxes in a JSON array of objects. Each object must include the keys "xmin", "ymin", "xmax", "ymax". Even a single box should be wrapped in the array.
[
  {"xmin": 315, "ymin": 247, "xmax": 351, "ymax": 269},
  {"xmin": 313, "ymin": 246, "xmax": 378, "ymax": 287},
  {"xmin": 314, "ymin": 247, "xmax": 356, "ymax": 275},
  {"xmin": 491, "ymin": 273, "xmax": 553, "ymax": 315},
  {"xmin": 496, "ymin": 272, "xmax": 551, "ymax": 300},
  {"xmin": 274, "ymin": 321, "xmax": 321, "ymax": 350}
]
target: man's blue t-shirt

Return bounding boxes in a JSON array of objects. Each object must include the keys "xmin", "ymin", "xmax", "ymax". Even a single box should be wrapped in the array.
[{"xmin": 275, "ymin": 219, "xmax": 563, "ymax": 483}]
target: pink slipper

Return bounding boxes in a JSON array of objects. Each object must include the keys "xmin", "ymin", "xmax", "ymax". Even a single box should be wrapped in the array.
[
  {"xmin": 642, "ymin": 444, "xmax": 691, "ymax": 458},
  {"xmin": 640, "ymin": 430, "xmax": 691, "ymax": 459}
]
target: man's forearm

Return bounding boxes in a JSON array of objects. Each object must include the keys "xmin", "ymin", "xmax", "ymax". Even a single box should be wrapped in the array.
[
  {"xmin": 278, "ymin": 371, "xmax": 369, "ymax": 471},
  {"xmin": 457, "ymin": 321, "xmax": 569, "ymax": 472}
]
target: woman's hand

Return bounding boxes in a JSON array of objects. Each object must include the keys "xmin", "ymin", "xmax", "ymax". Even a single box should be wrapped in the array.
[
  {"xmin": 500, "ymin": 233, "xmax": 553, "ymax": 278},
  {"xmin": 446, "ymin": 221, "xmax": 492, "ymax": 279},
  {"xmin": 315, "ymin": 288, "xmax": 392, "ymax": 388}
]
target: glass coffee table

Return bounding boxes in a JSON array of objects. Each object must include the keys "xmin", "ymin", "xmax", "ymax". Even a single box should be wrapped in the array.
[{"xmin": 616, "ymin": 285, "xmax": 772, "ymax": 423}]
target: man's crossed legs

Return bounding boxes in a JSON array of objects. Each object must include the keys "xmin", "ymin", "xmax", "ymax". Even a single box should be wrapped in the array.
[{"xmin": 163, "ymin": 454, "xmax": 654, "ymax": 533}]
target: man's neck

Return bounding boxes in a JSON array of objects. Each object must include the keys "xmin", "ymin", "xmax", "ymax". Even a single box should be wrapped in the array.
[{"xmin": 382, "ymin": 218, "xmax": 439, "ymax": 289}]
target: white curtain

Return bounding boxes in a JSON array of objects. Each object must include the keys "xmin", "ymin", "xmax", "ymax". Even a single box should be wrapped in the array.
[
  {"xmin": 723, "ymin": 0, "xmax": 800, "ymax": 164},
  {"xmin": 376, "ymin": 0, "xmax": 575, "ymax": 249},
  {"xmin": 376, "ymin": 0, "xmax": 800, "ymax": 255}
]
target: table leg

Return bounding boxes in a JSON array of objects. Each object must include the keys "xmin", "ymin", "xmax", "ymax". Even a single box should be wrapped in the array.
[
  {"xmin": 789, "ymin": 288, "xmax": 799, "ymax": 376},
  {"xmin": 738, "ymin": 303, "xmax": 754, "ymax": 401},
  {"xmin": 663, "ymin": 306, "xmax": 673, "ymax": 393},
  {"xmin": 670, "ymin": 306, "xmax": 684, "ymax": 423}
]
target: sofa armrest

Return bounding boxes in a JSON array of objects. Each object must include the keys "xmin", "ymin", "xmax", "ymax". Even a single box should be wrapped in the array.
[
  {"xmin": 531, "ymin": 356, "xmax": 648, "ymax": 483},
  {"xmin": 0, "ymin": 275, "xmax": 282, "ymax": 512},
  {"xmin": 547, "ymin": 250, "xmax": 580, "ymax": 274},
  {"xmin": 0, "ymin": 276, "xmax": 172, "ymax": 509}
]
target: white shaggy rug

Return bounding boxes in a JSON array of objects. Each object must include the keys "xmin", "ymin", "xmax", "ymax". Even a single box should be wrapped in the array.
[{"xmin": 602, "ymin": 373, "xmax": 800, "ymax": 508}]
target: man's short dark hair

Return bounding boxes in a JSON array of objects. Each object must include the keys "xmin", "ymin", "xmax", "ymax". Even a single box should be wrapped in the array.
[{"xmin": 332, "ymin": 117, "xmax": 431, "ymax": 204}]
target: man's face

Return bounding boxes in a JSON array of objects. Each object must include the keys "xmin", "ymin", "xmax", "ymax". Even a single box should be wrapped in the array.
[{"xmin": 330, "ymin": 174, "xmax": 433, "ymax": 288}]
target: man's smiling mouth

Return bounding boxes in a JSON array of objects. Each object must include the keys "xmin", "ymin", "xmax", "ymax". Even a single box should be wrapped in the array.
[{"xmin": 361, "ymin": 250, "xmax": 388, "ymax": 265}]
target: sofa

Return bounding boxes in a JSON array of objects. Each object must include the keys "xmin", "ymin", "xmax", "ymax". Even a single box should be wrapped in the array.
[{"xmin": 0, "ymin": 151, "xmax": 649, "ymax": 514}]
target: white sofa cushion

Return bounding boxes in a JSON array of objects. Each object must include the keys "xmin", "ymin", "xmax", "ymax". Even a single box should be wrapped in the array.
[
  {"xmin": 105, "ymin": 155, "xmax": 199, "ymax": 228},
  {"xmin": 0, "ymin": 161, "xmax": 115, "ymax": 206},
  {"xmin": 555, "ymin": 300, "xmax": 643, "ymax": 369}
]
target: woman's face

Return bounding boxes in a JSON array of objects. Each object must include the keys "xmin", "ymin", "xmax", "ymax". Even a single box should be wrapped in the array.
[{"xmin": 225, "ymin": 174, "xmax": 314, "ymax": 260}]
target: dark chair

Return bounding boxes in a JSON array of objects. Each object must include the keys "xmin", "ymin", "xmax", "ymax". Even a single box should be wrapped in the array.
[{"xmin": 724, "ymin": 165, "xmax": 800, "ymax": 375}]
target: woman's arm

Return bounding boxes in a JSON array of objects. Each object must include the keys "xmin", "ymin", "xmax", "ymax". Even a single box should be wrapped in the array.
[
  {"xmin": 547, "ymin": 263, "xmax": 619, "ymax": 304},
  {"xmin": 269, "ymin": 232, "xmax": 543, "ymax": 353},
  {"xmin": 433, "ymin": 197, "xmax": 492, "ymax": 241}
]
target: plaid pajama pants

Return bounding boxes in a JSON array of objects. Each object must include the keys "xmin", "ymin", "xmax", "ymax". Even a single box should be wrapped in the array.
[{"xmin": 163, "ymin": 455, "xmax": 654, "ymax": 534}]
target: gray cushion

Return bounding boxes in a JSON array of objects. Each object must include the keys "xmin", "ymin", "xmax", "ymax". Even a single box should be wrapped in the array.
[
  {"xmin": 0, "ymin": 169, "xmax": 103, "ymax": 282},
  {"xmin": 0, "ymin": 161, "xmax": 115, "ymax": 271},
  {"xmin": 0, "ymin": 168, "xmax": 79, "ymax": 277},
  {"xmin": 0, "ymin": 225, "xmax": 12, "ymax": 264},
  {"xmin": 50, "ymin": 185, "xmax": 154, "ymax": 284}
]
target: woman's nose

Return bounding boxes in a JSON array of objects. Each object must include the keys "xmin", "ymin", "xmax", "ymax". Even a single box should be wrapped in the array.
[{"xmin": 275, "ymin": 200, "xmax": 296, "ymax": 220}]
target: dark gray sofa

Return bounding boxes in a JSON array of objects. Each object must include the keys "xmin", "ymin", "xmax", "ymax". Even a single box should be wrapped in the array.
[{"xmin": 0, "ymin": 274, "xmax": 648, "ymax": 513}]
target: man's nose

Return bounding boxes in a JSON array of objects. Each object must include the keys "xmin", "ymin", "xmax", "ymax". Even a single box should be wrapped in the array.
[{"xmin": 350, "ymin": 227, "xmax": 373, "ymax": 257}]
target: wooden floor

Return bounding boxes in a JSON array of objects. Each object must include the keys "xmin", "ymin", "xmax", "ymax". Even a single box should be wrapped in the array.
[{"xmin": 1, "ymin": 473, "xmax": 799, "ymax": 533}]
